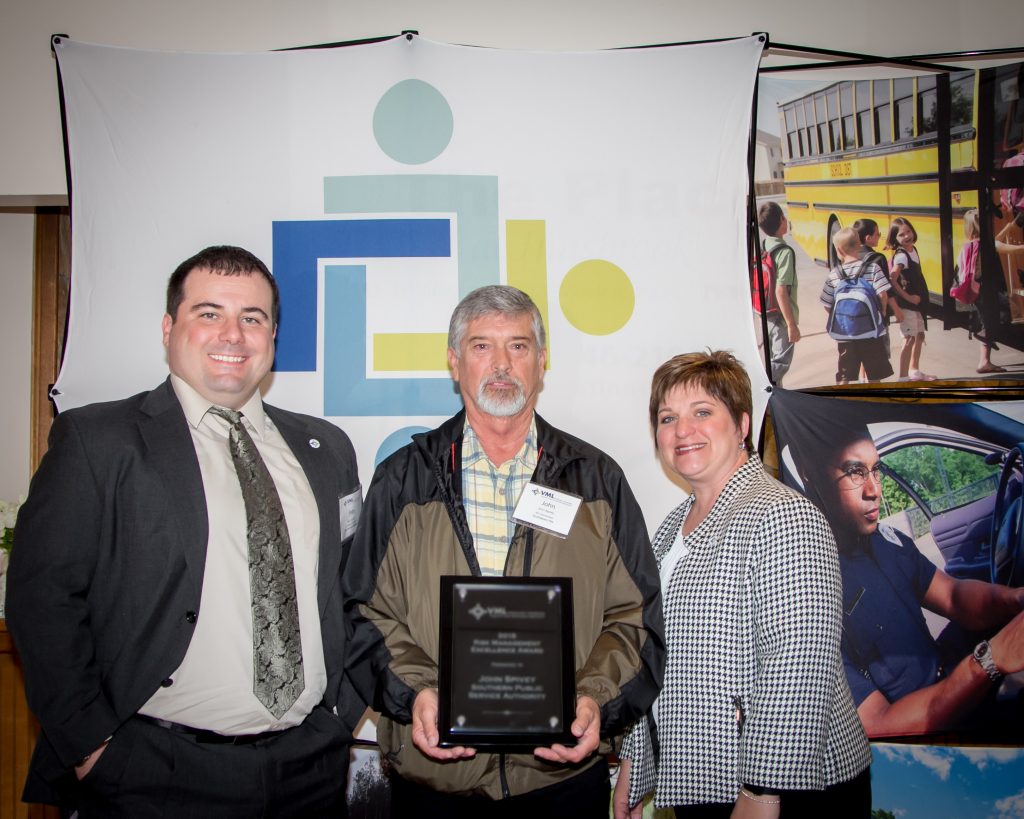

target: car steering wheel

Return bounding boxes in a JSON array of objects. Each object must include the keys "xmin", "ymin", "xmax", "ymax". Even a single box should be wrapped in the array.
[{"xmin": 991, "ymin": 443, "xmax": 1024, "ymax": 587}]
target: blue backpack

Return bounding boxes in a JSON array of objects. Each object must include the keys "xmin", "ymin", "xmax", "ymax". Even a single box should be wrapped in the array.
[{"xmin": 826, "ymin": 261, "xmax": 885, "ymax": 341}]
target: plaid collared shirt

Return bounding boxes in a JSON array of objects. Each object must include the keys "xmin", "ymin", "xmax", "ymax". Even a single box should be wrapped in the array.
[{"xmin": 461, "ymin": 418, "xmax": 538, "ymax": 576}]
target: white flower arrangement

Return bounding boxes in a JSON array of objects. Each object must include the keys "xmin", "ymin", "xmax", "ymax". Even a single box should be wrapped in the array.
[
  {"xmin": 0, "ymin": 497, "xmax": 22, "ymax": 554},
  {"xmin": 0, "ymin": 497, "xmax": 18, "ymax": 617}
]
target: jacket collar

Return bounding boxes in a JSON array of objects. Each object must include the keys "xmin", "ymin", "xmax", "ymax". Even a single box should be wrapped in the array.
[
  {"xmin": 412, "ymin": 409, "xmax": 586, "ymax": 482},
  {"xmin": 657, "ymin": 453, "xmax": 765, "ymax": 559}
]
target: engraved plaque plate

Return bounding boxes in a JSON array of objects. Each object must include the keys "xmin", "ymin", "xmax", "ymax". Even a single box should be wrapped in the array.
[{"xmin": 438, "ymin": 576, "xmax": 575, "ymax": 749}]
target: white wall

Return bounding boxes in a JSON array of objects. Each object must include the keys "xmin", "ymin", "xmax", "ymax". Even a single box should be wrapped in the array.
[
  {"xmin": 0, "ymin": 212, "xmax": 34, "ymax": 500},
  {"xmin": 2, "ymin": 0, "xmax": 1022, "ymax": 199}
]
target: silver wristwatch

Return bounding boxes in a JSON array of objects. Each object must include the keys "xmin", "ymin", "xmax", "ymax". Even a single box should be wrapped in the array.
[{"xmin": 972, "ymin": 640, "xmax": 1003, "ymax": 682}]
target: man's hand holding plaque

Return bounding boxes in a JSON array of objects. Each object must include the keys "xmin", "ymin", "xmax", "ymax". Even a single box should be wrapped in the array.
[
  {"xmin": 413, "ymin": 688, "xmax": 599, "ymax": 763},
  {"xmin": 533, "ymin": 695, "xmax": 600, "ymax": 763},
  {"xmin": 411, "ymin": 688, "xmax": 478, "ymax": 761}
]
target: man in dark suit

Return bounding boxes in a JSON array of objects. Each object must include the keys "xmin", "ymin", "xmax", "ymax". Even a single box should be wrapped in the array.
[{"xmin": 7, "ymin": 246, "xmax": 364, "ymax": 817}]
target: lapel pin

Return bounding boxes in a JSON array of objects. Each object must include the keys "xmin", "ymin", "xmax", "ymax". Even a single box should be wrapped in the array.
[{"xmin": 309, "ymin": 438, "xmax": 321, "ymax": 449}]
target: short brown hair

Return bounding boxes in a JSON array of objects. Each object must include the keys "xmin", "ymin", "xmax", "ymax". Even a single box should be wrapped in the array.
[{"xmin": 649, "ymin": 350, "xmax": 753, "ymax": 451}]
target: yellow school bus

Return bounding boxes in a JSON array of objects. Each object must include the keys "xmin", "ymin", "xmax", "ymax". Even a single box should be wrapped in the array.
[{"xmin": 778, "ymin": 72, "xmax": 978, "ymax": 301}]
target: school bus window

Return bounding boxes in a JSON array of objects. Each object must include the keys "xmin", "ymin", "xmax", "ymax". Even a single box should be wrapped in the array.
[
  {"xmin": 994, "ymin": 64, "xmax": 1023, "ymax": 154},
  {"xmin": 815, "ymin": 93, "xmax": 831, "ymax": 153},
  {"xmin": 894, "ymin": 78, "xmax": 914, "ymax": 141},
  {"xmin": 828, "ymin": 88, "xmax": 841, "ymax": 151},
  {"xmin": 796, "ymin": 103, "xmax": 806, "ymax": 137},
  {"xmin": 950, "ymin": 71, "xmax": 974, "ymax": 130},
  {"xmin": 842, "ymin": 117, "xmax": 856, "ymax": 150},
  {"xmin": 788, "ymin": 130, "xmax": 802, "ymax": 160},
  {"xmin": 856, "ymin": 80, "xmax": 873, "ymax": 147},
  {"xmin": 840, "ymin": 82, "xmax": 856, "ymax": 149},
  {"xmin": 785, "ymin": 105, "xmax": 799, "ymax": 158},
  {"xmin": 918, "ymin": 75, "xmax": 938, "ymax": 135},
  {"xmin": 874, "ymin": 79, "xmax": 892, "ymax": 145},
  {"xmin": 803, "ymin": 98, "xmax": 816, "ymax": 155}
]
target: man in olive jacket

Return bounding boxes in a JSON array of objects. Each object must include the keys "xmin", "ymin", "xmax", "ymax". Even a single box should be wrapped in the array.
[{"xmin": 344, "ymin": 285, "xmax": 664, "ymax": 817}]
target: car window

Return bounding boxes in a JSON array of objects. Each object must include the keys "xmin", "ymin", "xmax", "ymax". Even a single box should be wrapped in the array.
[{"xmin": 881, "ymin": 444, "xmax": 1001, "ymax": 532}]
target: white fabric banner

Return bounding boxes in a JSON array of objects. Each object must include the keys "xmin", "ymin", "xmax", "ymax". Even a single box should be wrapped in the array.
[{"xmin": 54, "ymin": 34, "xmax": 766, "ymax": 526}]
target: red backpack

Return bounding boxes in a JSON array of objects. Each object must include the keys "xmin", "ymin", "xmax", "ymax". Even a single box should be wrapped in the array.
[
  {"xmin": 752, "ymin": 243, "xmax": 789, "ymax": 315},
  {"xmin": 950, "ymin": 238, "xmax": 981, "ymax": 305}
]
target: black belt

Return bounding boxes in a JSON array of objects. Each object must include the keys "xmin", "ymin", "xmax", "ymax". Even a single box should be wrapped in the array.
[{"xmin": 135, "ymin": 714, "xmax": 290, "ymax": 745}]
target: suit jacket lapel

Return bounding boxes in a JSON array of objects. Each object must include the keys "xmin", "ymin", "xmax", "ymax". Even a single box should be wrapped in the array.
[
  {"xmin": 138, "ymin": 380, "xmax": 208, "ymax": 598},
  {"xmin": 268, "ymin": 407, "xmax": 340, "ymax": 618}
]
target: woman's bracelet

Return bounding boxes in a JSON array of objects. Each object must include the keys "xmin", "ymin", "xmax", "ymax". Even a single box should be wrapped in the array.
[{"xmin": 740, "ymin": 786, "xmax": 781, "ymax": 805}]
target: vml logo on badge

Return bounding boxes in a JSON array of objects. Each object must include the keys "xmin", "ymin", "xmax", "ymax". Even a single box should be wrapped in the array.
[{"xmin": 270, "ymin": 79, "xmax": 636, "ymax": 419}]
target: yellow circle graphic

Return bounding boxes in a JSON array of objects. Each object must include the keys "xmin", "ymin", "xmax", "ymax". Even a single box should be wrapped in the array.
[{"xmin": 559, "ymin": 260, "xmax": 635, "ymax": 335}]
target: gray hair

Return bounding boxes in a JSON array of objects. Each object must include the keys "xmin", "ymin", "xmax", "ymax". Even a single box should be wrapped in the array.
[{"xmin": 447, "ymin": 285, "xmax": 546, "ymax": 356}]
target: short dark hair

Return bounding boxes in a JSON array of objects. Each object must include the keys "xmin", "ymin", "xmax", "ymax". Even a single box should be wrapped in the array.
[
  {"xmin": 815, "ymin": 424, "xmax": 873, "ymax": 474},
  {"xmin": 798, "ymin": 423, "xmax": 876, "ymax": 534},
  {"xmin": 649, "ymin": 350, "xmax": 753, "ymax": 451},
  {"xmin": 166, "ymin": 246, "xmax": 279, "ymax": 325},
  {"xmin": 757, "ymin": 201, "xmax": 785, "ymax": 236},
  {"xmin": 448, "ymin": 285, "xmax": 546, "ymax": 356},
  {"xmin": 852, "ymin": 218, "xmax": 879, "ymax": 243}
]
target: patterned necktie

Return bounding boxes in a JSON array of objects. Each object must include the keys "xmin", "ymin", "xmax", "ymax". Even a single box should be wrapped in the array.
[{"xmin": 209, "ymin": 406, "xmax": 304, "ymax": 718}]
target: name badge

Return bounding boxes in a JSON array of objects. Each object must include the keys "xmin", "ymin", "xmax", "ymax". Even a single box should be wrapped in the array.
[
  {"xmin": 512, "ymin": 482, "xmax": 582, "ymax": 539},
  {"xmin": 339, "ymin": 486, "xmax": 362, "ymax": 540}
]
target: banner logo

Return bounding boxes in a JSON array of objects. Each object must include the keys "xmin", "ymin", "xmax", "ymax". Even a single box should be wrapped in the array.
[{"xmin": 271, "ymin": 79, "xmax": 635, "ymax": 417}]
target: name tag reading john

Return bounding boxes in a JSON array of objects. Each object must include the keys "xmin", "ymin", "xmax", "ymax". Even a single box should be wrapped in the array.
[{"xmin": 512, "ymin": 483, "xmax": 582, "ymax": 539}]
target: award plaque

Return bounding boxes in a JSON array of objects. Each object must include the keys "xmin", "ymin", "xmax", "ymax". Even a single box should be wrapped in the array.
[{"xmin": 438, "ymin": 575, "xmax": 576, "ymax": 749}]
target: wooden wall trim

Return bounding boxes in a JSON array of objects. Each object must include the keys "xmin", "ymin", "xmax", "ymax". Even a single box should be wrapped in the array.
[{"xmin": 30, "ymin": 210, "xmax": 67, "ymax": 472}]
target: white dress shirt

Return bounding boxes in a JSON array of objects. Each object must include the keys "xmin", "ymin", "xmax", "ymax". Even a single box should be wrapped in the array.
[{"xmin": 139, "ymin": 376, "xmax": 327, "ymax": 733}]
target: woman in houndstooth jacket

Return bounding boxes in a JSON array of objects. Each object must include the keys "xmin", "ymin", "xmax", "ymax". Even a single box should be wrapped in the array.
[{"xmin": 613, "ymin": 351, "xmax": 871, "ymax": 819}]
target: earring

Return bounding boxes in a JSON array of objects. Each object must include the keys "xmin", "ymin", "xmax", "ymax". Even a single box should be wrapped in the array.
[{"xmin": 739, "ymin": 440, "xmax": 746, "ymax": 450}]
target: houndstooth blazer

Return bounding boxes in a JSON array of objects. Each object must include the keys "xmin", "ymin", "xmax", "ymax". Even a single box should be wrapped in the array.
[{"xmin": 621, "ymin": 455, "xmax": 870, "ymax": 807}]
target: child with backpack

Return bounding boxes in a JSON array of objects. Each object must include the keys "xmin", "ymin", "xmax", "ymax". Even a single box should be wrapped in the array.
[
  {"xmin": 952, "ymin": 209, "xmax": 1006, "ymax": 374},
  {"xmin": 755, "ymin": 201, "xmax": 800, "ymax": 385},
  {"xmin": 821, "ymin": 227, "xmax": 893, "ymax": 384},
  {"xmin": 887, "ymin": 217, "xmax": 936, "ymax": 381},
  {"xmin": 853, "ymin": 218, "xmax": 903, "ymax": 359}
]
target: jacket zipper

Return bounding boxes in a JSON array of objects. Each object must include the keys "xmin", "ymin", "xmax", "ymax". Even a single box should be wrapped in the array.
[
  {"xmin": 499, "ymin": 751, "xmax": 511, "ymax": 798},
  {"xmin": 439, "ymin": 435, "xmax": 560, "ymax": 798},
  {"xmin": 434, "ymin": 454, "xmax": 482, "ymax": 576}
]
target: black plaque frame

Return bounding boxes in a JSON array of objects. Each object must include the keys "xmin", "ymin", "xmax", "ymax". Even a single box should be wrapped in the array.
[{"xmin": 438, "ymin": 575, "xmax": 576, "ymax": 749}]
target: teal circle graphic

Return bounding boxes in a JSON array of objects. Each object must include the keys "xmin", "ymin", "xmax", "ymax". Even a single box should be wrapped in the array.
[
  {"xmin": 373, "ymin": 80, "xmax": 454, "ymax": 165},
  {"xmin": 375, "ymin": 426, "xmax": 430, "ymax": 467}
]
